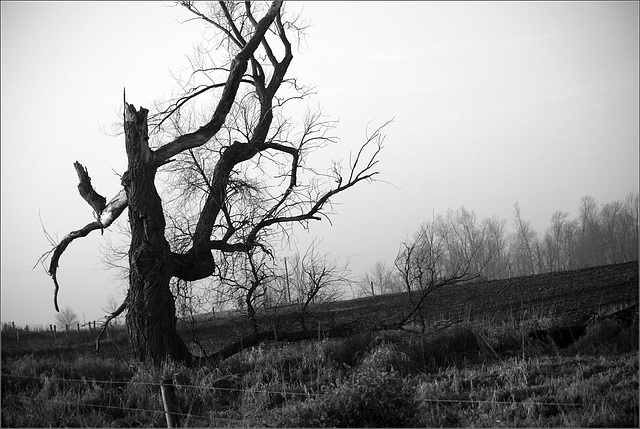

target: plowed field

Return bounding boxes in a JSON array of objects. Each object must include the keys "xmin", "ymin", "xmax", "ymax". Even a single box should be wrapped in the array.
[{"xmin": 322, "ymin": 261, "xmax": 639, "ymax": 329}]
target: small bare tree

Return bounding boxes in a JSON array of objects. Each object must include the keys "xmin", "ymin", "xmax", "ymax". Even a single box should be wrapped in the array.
[
  {"xmin": 288, "ymin": 241, "xmax": 349, "ymax": 333},
  {"xmin": 55, "ymin": 306, "xmax": 79, "ymax": 332},
  {"xmin": 218, "ymin": 248, "xmax": 275, "ymax": 335},
  {"xmin": 358, "ymin": 260, "xmax": 397, "ymax": 297},
  {"xmin": 512, "ymin": 202, "xmax": 539, "ymax": 276},
  {"xmin": 394, "ymin": 210, "xmax": 492, "ymax": 331}
]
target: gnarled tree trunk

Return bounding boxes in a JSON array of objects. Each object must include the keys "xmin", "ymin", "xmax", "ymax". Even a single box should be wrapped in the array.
[{"xmin": 122, "ymin": 102, "xmax": 192, "ymax": 365}]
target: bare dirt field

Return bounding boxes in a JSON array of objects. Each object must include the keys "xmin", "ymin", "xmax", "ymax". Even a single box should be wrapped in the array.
[{"xmin": 326, "ymin": 261, "xmax": 638, "ymax": 326}]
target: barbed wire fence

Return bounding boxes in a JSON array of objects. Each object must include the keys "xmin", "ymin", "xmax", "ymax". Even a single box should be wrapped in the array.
[
  {"xmin": 2, "ymin": 372, "xmax": 586, "ymax": 428},
  {"xmin": 2, "ymin": 372, "xmax": 329, "ymax": 427}
]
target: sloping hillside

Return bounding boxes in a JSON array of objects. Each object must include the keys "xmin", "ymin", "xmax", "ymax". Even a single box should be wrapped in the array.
[
  {"xmin": 319, "ymin": 261, "xmax": 639, "ymax": 329},
  {"xmin": 201, "ymin": 262, "xmax": 638, "ymax": 355}
]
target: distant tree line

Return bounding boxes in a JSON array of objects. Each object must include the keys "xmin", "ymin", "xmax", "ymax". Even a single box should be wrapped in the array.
[
  {"xmin": 508, "ymin": 192, "xmax": 638, "ymax": 276},
  {"xmin": 359, "ymin": 191, "xmax": 639, "ymax": 296},
  {"xmin": 96, "ymin": 191, "xmax": 637, "ymax": 346}
]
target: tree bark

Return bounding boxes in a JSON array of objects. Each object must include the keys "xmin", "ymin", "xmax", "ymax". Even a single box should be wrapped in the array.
[{"xmin": 122, "ymin": 102, "xmax": 192, "ymax": 365}]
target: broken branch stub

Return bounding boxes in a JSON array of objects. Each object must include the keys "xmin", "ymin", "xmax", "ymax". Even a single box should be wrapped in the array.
[{"xmin": 74, "ymin": 161, "xmax": 106, "ymax": 219}]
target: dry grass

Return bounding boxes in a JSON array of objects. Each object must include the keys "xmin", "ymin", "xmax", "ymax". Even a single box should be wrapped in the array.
[{"xmin": 2, "ymin": 311, "xmax": 637, "ymax": 427}]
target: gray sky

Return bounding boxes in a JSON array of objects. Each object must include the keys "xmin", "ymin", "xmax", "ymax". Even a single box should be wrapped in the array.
[{"xmin": 1, "ymin": 1, "xmax": 638, "ymax": 327}]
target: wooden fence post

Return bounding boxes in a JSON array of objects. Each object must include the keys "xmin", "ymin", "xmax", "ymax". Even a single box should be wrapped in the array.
[
  {"xmin": 53, "ymin": 325, "xmax": 57, "ymax": 341},
  {"xmin": 160, "ymin": 376, "xmax": 181, "ymax": 428}
]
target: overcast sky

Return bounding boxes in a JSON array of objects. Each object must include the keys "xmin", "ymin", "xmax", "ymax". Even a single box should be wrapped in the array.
[{"xmin": 1, "ymin": 1, "xmax": 638, "ymax": 327}]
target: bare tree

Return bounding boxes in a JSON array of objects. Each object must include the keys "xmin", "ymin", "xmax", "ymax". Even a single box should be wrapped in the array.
[
  {"xmin": 511, "ymin": 202, "xmax": 538, "ymax": 276},
  {"xmin": 622, "ymin": 191, "xmax": 639, "ymax": 262},
  {"xmin": 442, "ymin": 207, "xmax": 491, "ymax": 276},
  {"xmin": 482, "ymin": 214, "xmax": 509, "ymax": 279},
  {"xmin": 372, "ymin": 260, "xmax": 398, "ymax": 295},
  {"xmin": 40, "ymin": 1, "xmax": 388, "ymax": 365},
  {"xmin": 541, "ymin": 211, "xmax": 568, "ymax": 273},
  {"xmin": 578, "ymin": 195, "xmax": 602, "ymax": 267},
  {"xmin": 394, "ymin": 211, "xmax": 491, "ymax": 331},
  {"xmin": 55, "ymin": 306, "xmax": 79, "ymax": 331},
  {"xmin": 600, "ymin": 201, "xmax": 624, "ymax": 264},
  {"xmin": 217, "ymin": 247, "xmax": 275, "ymax": 335},
  {"xmin": 356, "ymin": 260, "xmax": 397, "ymax": 297},
  {"xmin": 288, "ymin": 241, "xmax": 349, "ymax": 332},
  {"xmin": 560, "ymin": 218, "xmax": 580, "ymax": 271}
]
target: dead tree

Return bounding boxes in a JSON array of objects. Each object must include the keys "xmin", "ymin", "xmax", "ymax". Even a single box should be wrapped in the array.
[{"xmin": 39, "ymin": 1, "xmax": 388, "ymax": 365}]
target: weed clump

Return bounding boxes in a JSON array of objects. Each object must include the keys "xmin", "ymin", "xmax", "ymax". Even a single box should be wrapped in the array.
[
  {"xmin": 574, "ymin": 317, "xmax": 639, "ymax": 355},
  {"xmin": 274, "ymin": 344, "xmax": 422, "ymax": 427}
]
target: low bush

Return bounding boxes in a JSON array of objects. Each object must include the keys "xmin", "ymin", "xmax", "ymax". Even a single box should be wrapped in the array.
[
  {"xmin": 275, "ymin": 344, "xmax": 421, "ymax": 427},
  {"xmin": 574, "ymin": 317, "xmax": 639, "ymax": 355}
]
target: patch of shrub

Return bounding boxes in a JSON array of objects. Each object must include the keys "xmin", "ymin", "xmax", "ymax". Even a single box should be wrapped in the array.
[
  {"xmin": 575, "ymin": 318, "xmax": 639, "ymax": 355},
  {"xmin": 274, "ymin": 344, "xmax": 421, "ymax": 427},
  {"xmin": 359, "ymin": 342, "xmax": 410, "ymax": 373},
  {"xmin": 326, "ymin": 332, "xmax": 373, "ymax": 368},
  {"xmin": 404, "ymin": 326, "xmax": 483, "ymax": 372}
]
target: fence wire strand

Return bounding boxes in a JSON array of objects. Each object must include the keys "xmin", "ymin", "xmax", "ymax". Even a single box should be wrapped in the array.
[
  {"xmin": 2, "ymin": 373, "xmax": 324, "ymax": 398},
  {"xmin": 2, "ymin": 372, "xmax": 584, "ymax": 408},
  {"xmin": 2, "ymin": 393, "xmax": 247, "ymax": 425}
]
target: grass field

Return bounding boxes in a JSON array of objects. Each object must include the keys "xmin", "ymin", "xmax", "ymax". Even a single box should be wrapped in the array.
[{"xmin": 2, "ymin": 262, "xmax": 638, "ymax": 427}]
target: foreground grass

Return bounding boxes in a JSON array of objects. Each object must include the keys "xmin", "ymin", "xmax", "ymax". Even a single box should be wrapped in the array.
[{"xmin": 2, "ymin": 316, "xmax": 638, "ymax": 427}]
